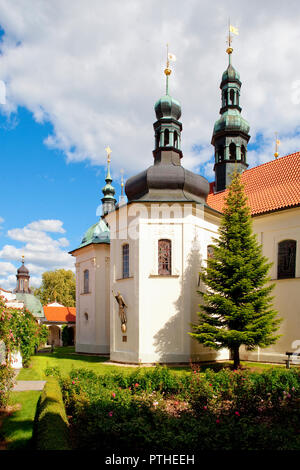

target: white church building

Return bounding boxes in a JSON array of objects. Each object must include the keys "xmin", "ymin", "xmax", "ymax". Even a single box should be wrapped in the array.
[{"xmin": 70, "ymin": 49, "xmax": 300, "ymax": 365}]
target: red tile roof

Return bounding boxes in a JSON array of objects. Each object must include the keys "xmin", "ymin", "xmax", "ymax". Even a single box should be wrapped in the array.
[
  {"xmin": 43, "ymin": 305, "xmax": 76, "ymax": 323},
  {"xmin": 206, "ymin": 152, "xmax": 300, "ymax": 216}
]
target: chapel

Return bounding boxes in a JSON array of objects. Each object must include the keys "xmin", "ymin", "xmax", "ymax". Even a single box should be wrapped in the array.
[{"xmin": 70, "ymin": 45, "xmax": 300, "ymax": 364}]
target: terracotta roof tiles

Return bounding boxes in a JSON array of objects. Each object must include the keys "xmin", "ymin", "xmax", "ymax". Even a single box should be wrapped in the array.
[
  {"xmin": 43, "ymin": 305, "xmax": 76, "ymax": 323},
  {"xmin": 206, "ymin": 152, "xmax": 300, "ymax": 215}
]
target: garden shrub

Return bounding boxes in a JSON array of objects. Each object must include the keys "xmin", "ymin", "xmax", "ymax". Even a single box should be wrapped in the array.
[
  {"xmin": 0, "ymin": 365, "xmax": 15, "ymax": 409},
  {"xmin": 57, "ymin": 365, "xmax": 300, "ymax": 451},
  {"xmin": 33, "ymin": 379, "xmax": 71, "ymax": 450}
]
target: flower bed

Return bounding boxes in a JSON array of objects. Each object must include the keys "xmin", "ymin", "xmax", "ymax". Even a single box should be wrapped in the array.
[{"xmin": 47, "ymin": 366, "xmax": 300, "ymax": 451}]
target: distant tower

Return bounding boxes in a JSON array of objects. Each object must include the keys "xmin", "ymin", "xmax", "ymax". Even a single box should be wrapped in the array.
[
  {"xmin": 14, "ymin": 255, "xmax": 31, "ymax": 294},
  {"xmin": 102, "ymin": 146, "xmax": 116, "ymax": 215},
  {"xmin": 212, "ymin": 34, "xmax": 250, "ymax": 192}
]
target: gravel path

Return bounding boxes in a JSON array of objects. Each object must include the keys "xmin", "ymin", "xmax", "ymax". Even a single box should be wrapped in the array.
[{"xmin": 13, "ymin": 380, "xmax": 46, "ymax": 392}]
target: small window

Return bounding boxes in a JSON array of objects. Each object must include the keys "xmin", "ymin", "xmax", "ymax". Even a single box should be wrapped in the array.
[
  {"xmin": 207, "ymin": 245, "xmax": 214, "ymax": 259},
  {"xmin": 229, "ymin": 143, "xmax": 236, "ymax": 160},
  {"xmin": 164, "ymin": 129, "xmax": 170, "ymax": 146},
  {"xmin": 158, "ymin": 239, "xmax": 172, "ymax": 275},
  {"xmin": 278, "ymin": 240, "xmax": 296, "ymax": 279},
  {"xmin": 84, "ymin": 269, "xmax": 89, "ymax": 293},
  {"xmin": 84, "ymin": 312, "xmax": 88, "ymax": 320},
  {"xmin": 122, "ymin": 244, "xmax": 129, "ymax": 278},
  {"xmin": 230, "ymin": 89, "xmax": 235, "ymax": 104},
  {"xmin": 155, "ymin": 132, "xmax": 160, "ymax": 149},
  {"xmin": 174, "ymin": 132, "xmax": 178, "ymax": 148},
  {"xmin": 241, "ymin": 145, "xmax": 246, "ymax": 162}
]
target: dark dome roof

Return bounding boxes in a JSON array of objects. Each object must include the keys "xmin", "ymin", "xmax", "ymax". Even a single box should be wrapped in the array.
[
  {"xmin": 125, "ymin": 156, "xmax": 209, "ymax": 203},
  {"xmin": 154, "ymin": 94, "xmax": 181, "ymax": 121},
  {"xmin": 17, "ymin": 263, "xmax": 29, "ymax": 275}
]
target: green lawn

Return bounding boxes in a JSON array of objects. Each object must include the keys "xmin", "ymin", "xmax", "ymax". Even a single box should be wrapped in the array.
[
  {"xmin": 0, "ymin": 391, "xmax": 40, "ymax": 450},
  {"xmin": 17, "ymin": 346, "xmax": 285, "ymax": 381},
  {"xmin": 17, "ymin": 346, "xmax": 136, "ymax": 380}
]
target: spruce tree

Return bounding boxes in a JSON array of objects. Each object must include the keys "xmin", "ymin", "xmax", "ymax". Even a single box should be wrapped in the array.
[{"xmin": 190, "ymin": 170, "xmax": 281, "ymax": 368}]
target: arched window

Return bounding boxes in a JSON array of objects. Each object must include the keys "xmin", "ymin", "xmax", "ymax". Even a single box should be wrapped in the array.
[
  {"xmin": 241, "ymin": 145, "xmax": 246, "ymax": 162},
  {"xmin": 278, "ymin": 240, "xmax": 297, "ymax": 279},
  {"xmin": 174, "ymin": 132, "xmax": 178, "ymax": 148},
  {"xmin": 158, "ymin": 239, "xmax": 172, "ymax": 275},
  {"xmin": 122, "ymin": 244, "xmax": 129, "ymax": 278},
  {"xmin": 164, "ymin": 129, "xmax": 170, "ymax": 146},
  {"xmin": 229, "ymin": 143, "xmax": 236, "ymax": 160},
  {"xmin": 230, "ymin": 89, "xmax": 235, "ymax": 105},
  {"xmin": 207, "ymin": 245, "xmax": 214, "ymax": 259},
  {"xmin": 155, "ymin": 132, "xmax": 160, "ymax": 149},
  {"xmin": 83, "ymin": 270, "xmax": 89, "ymax": 293},
  {"xmin": 223, "ymin": 90, "xmax": 227, "ymax": 107}
]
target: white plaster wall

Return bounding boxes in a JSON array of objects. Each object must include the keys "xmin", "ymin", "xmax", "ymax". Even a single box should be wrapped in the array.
[
  {"xmin": 107, "ymin": 202, "xmax": 229, "ymax": 364},
  {"xmin": 240, "ymin": 207, "xmax": 300, "ymax": 363},
  {"xmin": 73, "ymin": 244, "xmax": 110, "ymax": 354},
  {"xmin": 108, "ymin": 205, "xmax": 140, "ymax": 363}
]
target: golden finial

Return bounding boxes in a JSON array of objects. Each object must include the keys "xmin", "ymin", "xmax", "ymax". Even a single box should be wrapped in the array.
[
  {"xmin": 164, "ymin": 44, "xmax": 176, "ymax": 94},
  {"xmin": 120, "ymin": 169, "xmax": 124, "ymax": 196},
  {"xmin": 22, "ymin": 254, "xmax": 24, "ymax": 264},
  {"xmin": 105, "ymin": 146, "xmax": 112, "ymax": 163},
  {"xmin": 164, "ymin": 43, "xmax": 171, "ymax": 77},
  {"xmin": 274, "ymin": 132, "xmax": 280, "ymax": 159},
  {"xmin": 226, "ymin": 20, "xmax": 238, "ymax": 56}
]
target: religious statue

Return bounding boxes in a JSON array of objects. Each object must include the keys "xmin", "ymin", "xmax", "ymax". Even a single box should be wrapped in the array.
[{"xmin": 112, "ymin": 290, "xmax": 128, "ymax": 333}]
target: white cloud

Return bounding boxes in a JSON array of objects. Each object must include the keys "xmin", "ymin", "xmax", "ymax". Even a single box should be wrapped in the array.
[
  {"xmin": 0, "ymin": 218, "xmax": 74, "ymax": 290},
  {"xmin": 0, "ymin": 261, "xmax": 16, "ymax": 276},
  {"xmin": 0, "ymin": 1, "xmax": 299, "ymax": 180},
  {"xmin": 27, "ymin": 220, "xmax": 65, "ymax": 233}
]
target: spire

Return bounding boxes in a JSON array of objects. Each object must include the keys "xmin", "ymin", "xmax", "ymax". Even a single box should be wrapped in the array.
[
  {"xmin": 102, "ymin": 146, "xmax": 116, "ymax": 215},
  {"xmin": 211, "ymin": 26, "xmax": 250, "ymax": 192},
  {"xmin": 153, "ymin": 46, "xmax": 182, "ymax": 158}
]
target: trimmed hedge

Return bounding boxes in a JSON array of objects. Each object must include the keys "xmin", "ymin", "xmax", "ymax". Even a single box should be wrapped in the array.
[{"xmin": 33, "ymin": 379, "xmax": 71, "ymax": 450}]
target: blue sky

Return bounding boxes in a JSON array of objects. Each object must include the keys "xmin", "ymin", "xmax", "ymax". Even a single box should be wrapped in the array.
[{"xmin": 0, "ymin": 0, "xmax": 300, "ymax": 289}]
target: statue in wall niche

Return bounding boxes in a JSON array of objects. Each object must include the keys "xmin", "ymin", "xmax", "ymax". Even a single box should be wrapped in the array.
[{"xmin": 112, "ymin": 290, "xmax": 128, "ymax": 333}]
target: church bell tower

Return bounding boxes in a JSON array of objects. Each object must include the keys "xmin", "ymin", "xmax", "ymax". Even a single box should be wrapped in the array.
[
  {"xmin": 14, "ymin": 255, "xmax": 31, "ymax": 294},
  {"xmin": 212, "ymin": 37, "xmax": 250, "ymax": 192}
]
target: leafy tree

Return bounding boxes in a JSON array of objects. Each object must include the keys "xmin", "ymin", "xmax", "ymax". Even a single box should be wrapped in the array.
[
  {"xmin": 34, "ymin": 269, "xmax": 76, "ymax": 307},
  {"xmin": 190, "ymin": 170, "xmax": 281, "ymax": 368}
]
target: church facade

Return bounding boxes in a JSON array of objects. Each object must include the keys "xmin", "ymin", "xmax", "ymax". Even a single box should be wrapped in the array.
[{"xmin": 70, "ymin": 48, "xmax": 300, "ymax": 364}]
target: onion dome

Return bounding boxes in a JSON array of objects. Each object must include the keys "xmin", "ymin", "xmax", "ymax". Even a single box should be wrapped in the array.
[
  {"xmin": 154, "ymin": 94, "xmax": 181, "ymax": 121},
  {"xmin": 213, "ymin": 109, "xmax": 250, "ymax": 135},
  {"xmin": 221, "ymin": 64, "xmax": 241, "ymax": 85},
  {"xmin": 17, "ymin": 263, "xmax": 29, "ymax": 275},
  {"xmin": 79, "ymin": 218, "xmax": 110, "ymax": 248}
]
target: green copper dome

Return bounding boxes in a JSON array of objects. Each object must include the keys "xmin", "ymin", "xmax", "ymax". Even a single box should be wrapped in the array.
[
  {"xmin": 222, "ymin": 64, "xmax": 240, "ymax": 83},
  {"xmin": 79, "ymin": 218, "xmax": 110, "ymax": 248},
  {"xmin": 154, "ymin": 94, "xmax": 181, "ymax": 121},
  {"xmin": 213, "ymin": 109, "xmax": 250, "ymax": 135}
]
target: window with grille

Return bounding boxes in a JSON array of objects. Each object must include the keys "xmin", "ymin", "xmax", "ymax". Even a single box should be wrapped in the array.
[
  {"xmin": 83, "ymin": 269, "xmax": 89, "ymax": 293},
  {"xmin": 122, "ymin": 244, "xmax": 129, "ymax": 278},
  {"xmin": 277, "ymin": 240, "xmax": 296, "ymax": 279},
  {"xmin": 158, "ymin": 239, "xmax": 172, "ymax": 275}
]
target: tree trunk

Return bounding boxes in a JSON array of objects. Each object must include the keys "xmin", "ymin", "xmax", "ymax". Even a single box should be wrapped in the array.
[{"xmin": 232, "ymin": 346, "xmax": 240, "ymax": 369}]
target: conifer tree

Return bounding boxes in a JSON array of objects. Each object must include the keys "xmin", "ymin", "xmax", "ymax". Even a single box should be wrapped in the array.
[{"xmin": 190, "ymin": 170, "xmax": 281, "ymax": 368}]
